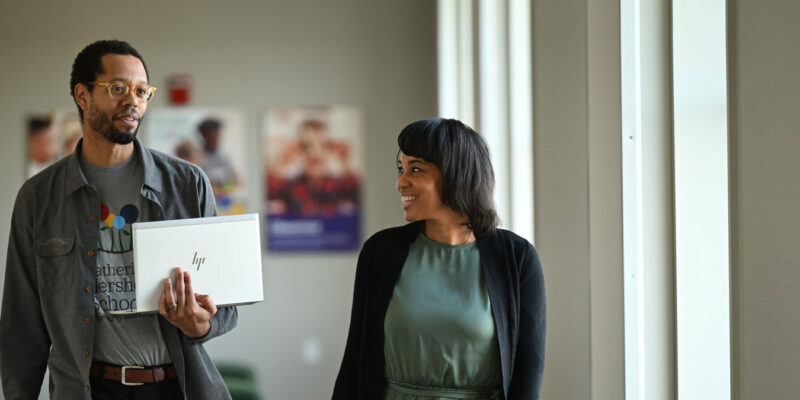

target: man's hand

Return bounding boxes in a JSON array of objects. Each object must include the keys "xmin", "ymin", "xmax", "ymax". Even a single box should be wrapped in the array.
[{"xmin": 159, "ymin": 267, "xmax": 217, "ymax": 338}]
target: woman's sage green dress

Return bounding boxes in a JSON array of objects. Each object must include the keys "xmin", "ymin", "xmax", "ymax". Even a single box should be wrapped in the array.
[{"xmin": 383, "ymin": 234, "xmax": 503, "ymax": 400}]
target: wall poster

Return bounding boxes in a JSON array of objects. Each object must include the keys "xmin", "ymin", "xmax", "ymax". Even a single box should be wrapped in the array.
[
  {"xmin": 263, "ymin": 106, "xmax": 363, "ymax": 251},
  {"xmin": 143, "ymin": 108, "xmax": 249, "ymax": 215}
]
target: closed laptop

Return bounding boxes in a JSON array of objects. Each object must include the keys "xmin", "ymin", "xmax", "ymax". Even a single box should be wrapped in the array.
[{"xmin": 113, "ymin": 213, "xmax": 264, "ymax": 314}]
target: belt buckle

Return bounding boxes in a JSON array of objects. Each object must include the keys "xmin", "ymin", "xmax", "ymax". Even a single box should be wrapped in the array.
[{"xmin": 121, "ymin": 365, "xmax": 145, "ymax": 386}]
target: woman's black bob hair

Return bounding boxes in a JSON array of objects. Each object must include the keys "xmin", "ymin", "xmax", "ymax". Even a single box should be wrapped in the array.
[{"xmin": 397, "ymin": 118, "xmax": 499, "ymax": 234}]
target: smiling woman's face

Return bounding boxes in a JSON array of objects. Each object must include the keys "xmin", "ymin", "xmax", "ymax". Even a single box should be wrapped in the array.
[{"xmin": 395, "ymin": 152, "xmax": 450, "ymax": 222}]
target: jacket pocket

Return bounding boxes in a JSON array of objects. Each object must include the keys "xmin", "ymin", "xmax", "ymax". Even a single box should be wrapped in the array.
[
  {"xmin": 34, "ymin": 236, "xmax": 76, "ymax": 290},
  {"xmin": 35, "ymin": 236, "xmax": 74, "ymax": 257}
]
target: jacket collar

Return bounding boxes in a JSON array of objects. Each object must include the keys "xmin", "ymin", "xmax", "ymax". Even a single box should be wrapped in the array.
[{"xmin": 64, "ymin": 137, "xmax": 163, "ymax": 195}]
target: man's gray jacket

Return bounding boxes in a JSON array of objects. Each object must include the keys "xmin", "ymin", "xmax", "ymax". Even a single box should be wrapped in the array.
[{"xmin": 0, "ymin": 139, "xmax": 238, "ymax": 399}]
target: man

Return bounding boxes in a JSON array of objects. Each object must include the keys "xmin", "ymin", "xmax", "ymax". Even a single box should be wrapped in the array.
[{"xmin": 0, "ymin": 40, "xmax": 237, "ymax": 399}]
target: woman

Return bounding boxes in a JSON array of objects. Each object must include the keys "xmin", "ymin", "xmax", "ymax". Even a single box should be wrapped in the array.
[{"xmin": 333, "ymin": 118, "xmax": 546, "ymax": 400}]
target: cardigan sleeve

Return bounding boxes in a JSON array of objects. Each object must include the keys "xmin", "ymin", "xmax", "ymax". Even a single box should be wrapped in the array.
[
  {"xmin": 332, "ymin": 235, "xmax": 378, "ymax": 399},
  {"xmin": 507, "ymin": 242, "xmax": 547, "ymax": 399}
]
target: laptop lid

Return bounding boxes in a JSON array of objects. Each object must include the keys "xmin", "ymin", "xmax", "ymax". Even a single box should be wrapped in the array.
[{"xmin": 115, "ymin": 213, "xmax": 264, "ymax": 314}]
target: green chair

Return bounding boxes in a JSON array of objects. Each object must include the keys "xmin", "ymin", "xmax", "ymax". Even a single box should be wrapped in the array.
[{"xmin": 216, "ymin": 361, "xmax": 262, "ymax": 400}]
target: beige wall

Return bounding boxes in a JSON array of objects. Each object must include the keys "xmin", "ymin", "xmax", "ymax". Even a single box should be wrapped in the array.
[
  {"xmin": 532, "ymin": 0, "xmax": 626, "ymax": 398},
  {"xmin": 532, "ymin": 0, "xmax": 592, "ymax": 397},
  {"xmin": 729, "ymin": 1, "xmax": 800, "ymax": 399},
  {"xmin": 0, "ymin": 1, "xmax": 436, "ymax": 399}
]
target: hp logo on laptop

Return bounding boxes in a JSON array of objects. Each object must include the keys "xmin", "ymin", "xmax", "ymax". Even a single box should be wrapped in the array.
[{"xmin": 192, "ymin": 251, "xmax": 206, "ymax": 271}]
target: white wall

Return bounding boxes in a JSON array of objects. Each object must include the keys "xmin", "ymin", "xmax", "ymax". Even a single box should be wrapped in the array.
[
  {"xmin": 0, "ymin": 1, "xmax": 437, "ymax": 399},
  {"xmin": 729, "ymin": 1, "xmax": 800, "ymax": 399},
  {"xmin": 640, "ymin": 0, "xmax": 676, "ymax": 397}
]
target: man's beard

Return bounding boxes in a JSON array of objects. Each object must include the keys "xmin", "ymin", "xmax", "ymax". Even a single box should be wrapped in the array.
[{"xmin": 87, "ymin": 106, "xmax": 140, "ymax": 145}]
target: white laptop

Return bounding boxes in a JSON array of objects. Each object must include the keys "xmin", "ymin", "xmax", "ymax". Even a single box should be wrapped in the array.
[{"xmin": 112, "ymin": 213, "xmax": 264, "ymax": 314}]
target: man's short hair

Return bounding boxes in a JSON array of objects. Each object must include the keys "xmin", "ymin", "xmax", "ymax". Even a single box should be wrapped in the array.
[
  {"xmin": 197, "ymin": 118, "xmax": 222, "ymax": 136},
  {"xmin": 27, "ymin": 116, "xmax": 52, "ymax": 138},
  {"xmin": 69, "ymin": 40, "xmax": 149, "ymax": 122}
]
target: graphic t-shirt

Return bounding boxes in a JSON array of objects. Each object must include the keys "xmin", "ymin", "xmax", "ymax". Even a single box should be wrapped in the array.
[{"xmin": 80, "ymin": 154, "xmax": 171, "ymax": 366}]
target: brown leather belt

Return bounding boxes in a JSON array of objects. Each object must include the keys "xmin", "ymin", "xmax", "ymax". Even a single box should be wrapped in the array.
[{"xmin": 90, "ymin": 362, "xmax": 177, "ymax": 386}]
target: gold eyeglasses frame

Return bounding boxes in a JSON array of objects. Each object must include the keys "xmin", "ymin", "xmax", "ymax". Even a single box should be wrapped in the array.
[{"xmin": 89, "ymin": 81, "xmax": 158, "ymax": 103}]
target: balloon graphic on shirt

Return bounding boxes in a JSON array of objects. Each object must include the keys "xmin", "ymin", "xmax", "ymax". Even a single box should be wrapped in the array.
[
  {"xmin": 100, "ymin": 203, "xmax": 109, "ymax": 221},
  {"xmin": 97, "ymin": 203, "xmax": 141, "ymax": 253},
  {"xmin": 104, "ymin": 214, "xmax": 116, "ymax": 227},
  {"xmin": 120, "ymin": 204, "xmax": 139, "ymax": 224},
  {"xmin": 112, "ymin": 216, "xmax": 126, "ymax": 229}
]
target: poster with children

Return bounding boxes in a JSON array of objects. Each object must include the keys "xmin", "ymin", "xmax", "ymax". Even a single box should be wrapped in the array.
[
  {"xmin": 142, "ymin": 108, "xmax": 248, "ymax": 215},
  {"xmin": 263, "ymin": 106, "xmax": 363, "ymax": 251}
]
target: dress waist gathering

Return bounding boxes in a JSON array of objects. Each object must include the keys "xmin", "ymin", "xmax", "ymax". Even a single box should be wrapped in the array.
[{"xmin": 386, "ymin": 379, "xmax": 502, "ymax": 399}]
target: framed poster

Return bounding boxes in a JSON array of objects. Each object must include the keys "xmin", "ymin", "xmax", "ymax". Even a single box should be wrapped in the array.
[
  {"xmin": 263, "ymin": 106, "xmax": 363, "ymax": 251},
  {"xmin": 142, "ymin": 108, "xmax": 248, "ymax": 215}
]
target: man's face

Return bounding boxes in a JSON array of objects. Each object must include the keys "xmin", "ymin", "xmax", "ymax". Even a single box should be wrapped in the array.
[
  {"xmin": 202, "ymin": 130, "xmax": 220, "ymax": 152},
  {"xmin": 84, "ymin": 54, "xmax": 149, "ymax": 145}
]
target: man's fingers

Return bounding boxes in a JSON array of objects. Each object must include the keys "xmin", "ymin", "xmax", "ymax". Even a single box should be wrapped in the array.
[
  {"xmin": 164, "ymin": 277, "xmax": 176, "ymax": 308},
  {"xmin": 175, "ymin": 268, "xmax": 185, "ymax": 307},
  {"xmin": 184, "ymin": 271, "xmax": 197, "ymax": 306},
  {"xmin": 196, "ymin": 294, "xmax": 217, "ymax": 316},
  {"xmin": 159, "ymin": 291, "xmax": 167, "ymax": 316}
]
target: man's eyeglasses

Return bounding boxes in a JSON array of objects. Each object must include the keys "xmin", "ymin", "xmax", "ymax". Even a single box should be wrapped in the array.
[{"xmin": 89, "ymin": 81, "xmax": 157, "ymax": 103}]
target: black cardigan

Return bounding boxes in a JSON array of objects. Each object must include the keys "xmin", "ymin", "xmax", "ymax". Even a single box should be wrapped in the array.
[{"xmin": 332, "ymin": 222, "xmax": 546, "ymax": 400}]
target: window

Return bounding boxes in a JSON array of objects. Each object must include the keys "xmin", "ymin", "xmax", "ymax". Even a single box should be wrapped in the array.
[{"xmin": 438, "ymin": 0, "xmax": 534, "ymax": 241}]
